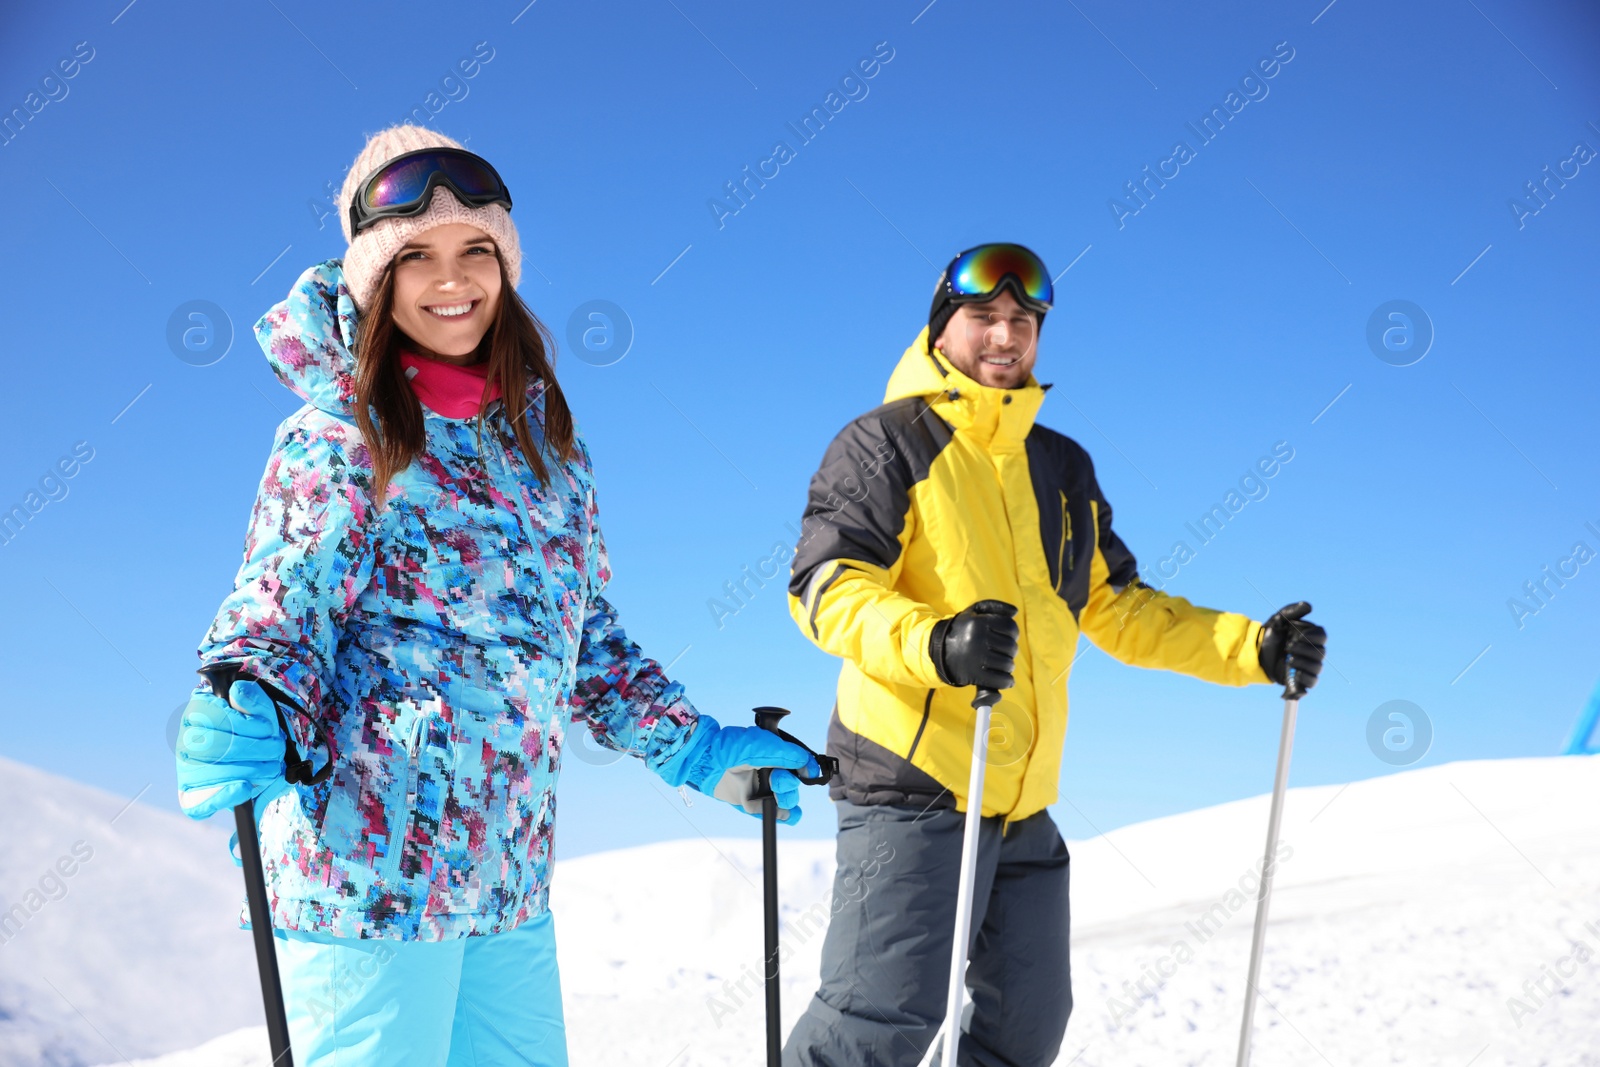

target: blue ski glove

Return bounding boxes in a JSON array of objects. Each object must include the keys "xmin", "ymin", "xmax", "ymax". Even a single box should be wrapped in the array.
[
  {"xmin": 659, "ymin": 715, "xmax": 821, "ymax": 825},
  {"xmin": 175, "ymin": 679, "xmax": 291, "ymax": 820}
]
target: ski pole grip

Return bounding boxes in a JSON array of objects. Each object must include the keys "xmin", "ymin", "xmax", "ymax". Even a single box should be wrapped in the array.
[
  {"xmin": 202, "ymin": 665, "xmax": 333, "ymax": 787},
  {"xmin": 752, "ymin": 706, "xmax": 839, "ymax": 788},
  {"xmin": 754, "ymin": 706, "xmax": 790, "ymax": 733},
  {"xmin": 1282, "ymin": 668, "xmax": 1307, "ymax": 702},
  {"xmin": 751, "ymin": 708, "xmax": 787, "ymax": 801},
  {"xmin": 973, "ymin": 688, "xmax": 1002, "ymax": 711}
]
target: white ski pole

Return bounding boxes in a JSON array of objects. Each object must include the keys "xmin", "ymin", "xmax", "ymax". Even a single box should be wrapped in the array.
[
  {"xmin": 917, "ymin": 686, "xmax": 1001, "ymax": 1067},
  {"xmin": 1234, "ymin": 672, "xmax": 1305, "ymax": 1067}
]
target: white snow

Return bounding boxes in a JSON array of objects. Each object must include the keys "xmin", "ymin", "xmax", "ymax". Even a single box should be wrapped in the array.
[
  {"xmin": 555, "ymin": 755, "xmax": 1600, "ymax": 1066},
  {"xmin": 8, "ymin": 754, "xmax": 1590, "ymax": 1066},
  {"xmin": 0, "ymin": 757, "xmax": 259, "ymax": 1067}
]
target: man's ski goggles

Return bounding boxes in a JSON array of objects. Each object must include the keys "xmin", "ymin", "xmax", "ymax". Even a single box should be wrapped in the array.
[
  {"xmin": 941, "ymin": 243, "xmax": 1054, "ymax": 311},
  {"xmin": 348, "ymin": 148, "xmax": 513, "ymax": 236}
]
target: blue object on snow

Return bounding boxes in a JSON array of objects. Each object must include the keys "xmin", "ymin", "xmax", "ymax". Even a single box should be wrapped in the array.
[{"xmin": 1561, "ymin": 675, "xmax": 1600, "ymax": 755}]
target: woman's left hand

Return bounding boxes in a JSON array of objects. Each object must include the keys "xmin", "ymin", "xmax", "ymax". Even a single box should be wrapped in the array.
[
  {"xmin": 175, "ymin": 679, "xmax": 289, "ymax": 819},
  {"xmin": 662, "ymin": 716, "xmax": 821, "ymax": 825}
]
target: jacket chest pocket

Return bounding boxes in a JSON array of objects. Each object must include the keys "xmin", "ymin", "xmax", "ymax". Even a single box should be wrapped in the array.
[
  {"xmin": 378, "ymin": 714, "xmax": 426, "ymax": 887},
  {"xmin": 443, "ymin": 679, "xmax": 551, "ymax": 854},
  {"xmin": 1053, "ymin": 490, "xmax": 1075, "ymax": 589},
  {"xmin": 1051, "ymin": 491, "xmax": 1094, "ymax": 620}
]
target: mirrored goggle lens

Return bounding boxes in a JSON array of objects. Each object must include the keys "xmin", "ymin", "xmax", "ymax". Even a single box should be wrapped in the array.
[
  {"xmin": 363, "ymin": 152, "xmax": 502, "ymax": 209},
  {"xmin": 948, "ymin": 244, "xmax": 1052, "ymax": 306}
]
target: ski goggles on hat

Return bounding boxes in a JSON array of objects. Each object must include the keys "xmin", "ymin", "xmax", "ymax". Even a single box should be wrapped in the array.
[
  {"xmin": 940, "ymin": 243, "xmax": 1054, "ymax": 311},
  {"xmin": 348, "ymin": 147, "xmax": 513, "ymax": 236}
]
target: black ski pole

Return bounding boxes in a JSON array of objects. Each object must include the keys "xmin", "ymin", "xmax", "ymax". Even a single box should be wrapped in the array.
[
  {"xmin": 752, "ymin": 707, "xmax": 838, "ymax": 1067},
  {"xmin": 204, "ymin": 669, "xmax": 295, "ymax": 1067},
  {"xmin": 235, "ymin": 799, "xmax": 294, "ymax": 1066},
  {"xmin": 759, "ymin": 770, "xmax": 782, "ymax": 1067}
]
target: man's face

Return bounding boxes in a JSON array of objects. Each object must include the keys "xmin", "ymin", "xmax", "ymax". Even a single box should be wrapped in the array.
[{"xmin": 932, "ymin": 289, "xmax": 1040, "ymax": 389}]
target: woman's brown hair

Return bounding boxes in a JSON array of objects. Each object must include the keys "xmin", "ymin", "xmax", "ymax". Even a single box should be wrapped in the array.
[{"xmin": 353, "ymin": 251, "xmax": 574, "ymax": 504}]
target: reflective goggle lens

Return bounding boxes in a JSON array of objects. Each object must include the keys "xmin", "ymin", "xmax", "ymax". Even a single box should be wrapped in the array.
[
  {"xmin": 362, "ymin": 151, "xmax": 504, "ymax": 209},
  {"xmin": 947, "ymin": 244, "xmax": 1053, "ymax": 307}
]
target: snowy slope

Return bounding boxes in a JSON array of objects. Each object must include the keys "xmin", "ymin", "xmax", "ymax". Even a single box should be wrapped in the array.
[
  {"xmin": 69, "ymin": 755, "xmax": 1600, "ymax": 1066},
  {"xmin": 0, "ymin": 756, "xmax": 260, "ymax": 1067},
  {"xmin": 555, "ymin": 755, "xmax": 1600, "ymax": 1066}
]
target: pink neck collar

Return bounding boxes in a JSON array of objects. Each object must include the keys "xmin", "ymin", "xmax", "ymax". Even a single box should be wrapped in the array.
[{"xmin": 399, "ymin": 349, "xmax": 501, "ymax": 418}]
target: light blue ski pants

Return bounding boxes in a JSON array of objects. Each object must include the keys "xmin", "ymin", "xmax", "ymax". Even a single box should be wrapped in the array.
[{"xmin": 273, "ymin": 910, "xmax": 568, "ymax": 1066}]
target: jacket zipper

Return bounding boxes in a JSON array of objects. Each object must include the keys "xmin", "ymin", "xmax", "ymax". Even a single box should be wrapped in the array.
[
  {"xmin": 380, "ymin": 714, "xmax": 425, "ymax": 887},
  {"xmin": 486, "ymin": 407, "xmax": 562, "ymax": 623},
  {"xmin": 1055, "ymin": 490, "xmax": 1074, "ymax": 592},
  {"xmin": 905, "ymin": 688, "xmax": 935, "ymax": 762},
  {"xmin": 487, "ymin": 407, "xmax": 585, "ymax": 693}
]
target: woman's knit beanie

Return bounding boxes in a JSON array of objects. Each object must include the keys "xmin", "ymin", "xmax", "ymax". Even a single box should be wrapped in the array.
[{"xmin": 338, "ymin": 124, "xmax": 521, "ymax": 315}]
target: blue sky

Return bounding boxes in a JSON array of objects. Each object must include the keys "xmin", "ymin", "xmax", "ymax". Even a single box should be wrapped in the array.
[{"xmin": 0, "ymin": 0, "xmax": 1596, "ymax": 859}]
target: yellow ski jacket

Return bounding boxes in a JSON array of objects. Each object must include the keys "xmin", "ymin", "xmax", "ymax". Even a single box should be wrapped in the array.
[{"xmin": 787, "ymin": 328, "xmax": 1271, "ymax": 821}]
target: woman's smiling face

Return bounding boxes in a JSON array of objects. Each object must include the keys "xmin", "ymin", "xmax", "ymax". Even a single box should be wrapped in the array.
[{"xmin": 389, "ymin": 223, "xmax": 503, "ymax": 365}]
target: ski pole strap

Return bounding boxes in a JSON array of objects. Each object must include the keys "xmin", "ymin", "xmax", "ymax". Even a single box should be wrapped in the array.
[
  {"xmin": 202, "ymin": 664, "xmax": 334, "ymax": 787},
  {"xmin": 752, "ymin": 706, "xmax": 839, "ymax": 790}
]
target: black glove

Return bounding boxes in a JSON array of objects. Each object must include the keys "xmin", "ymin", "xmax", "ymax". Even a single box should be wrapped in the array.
[
  {"xmin": 930, "ymin": 600, "xmax": 1019, "ymax": 690},
  {"xmin": 1256, "ymin": 601, "xmax": 1327, "ymax": 693}
]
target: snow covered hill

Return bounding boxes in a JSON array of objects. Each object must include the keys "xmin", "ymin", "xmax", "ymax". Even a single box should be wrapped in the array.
[
  {"xmin": 0, "ymin": 756, "xmax": 259, "ymax": 1067},
  {"xmin": 7, "ymin": 754, "xmax": 1591, "ymax": 1066},
  {"xmin": 555, "ymin": 755, "xmax": 1600, "ymax": 1066}
]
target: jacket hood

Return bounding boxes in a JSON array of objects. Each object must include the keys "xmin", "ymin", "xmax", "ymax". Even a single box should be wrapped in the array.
[
  {"xmin": 254, "ymin": 258, "xmax": 548, "ymax": 426},
  {"xmin": 254, "ymin": 259, "xmax": 363, "ymax": 417},
  {"xmin": 883, "ymin": 326, "xmax": 1048, "ymax": 449}
]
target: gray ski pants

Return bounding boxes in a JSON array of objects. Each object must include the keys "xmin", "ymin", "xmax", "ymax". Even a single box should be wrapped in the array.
[{"xmin": 782, "ymin": 799, "xmax": 1073, "ymax": 1067}]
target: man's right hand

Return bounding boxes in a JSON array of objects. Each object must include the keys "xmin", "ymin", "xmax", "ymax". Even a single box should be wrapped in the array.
[
  {"xmin": 1256, "ymin": 601, "xmax": 1327, "ymax": 693},
  {"xmin": 931, "ymin": 600, "xmax": 1019, "ymax": 690}
]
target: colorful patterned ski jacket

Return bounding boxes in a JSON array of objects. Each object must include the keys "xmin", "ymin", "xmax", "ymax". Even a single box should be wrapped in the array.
[{"xmin": 197, "ymin": 259, "xmax": 699, "ymax": 940}]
